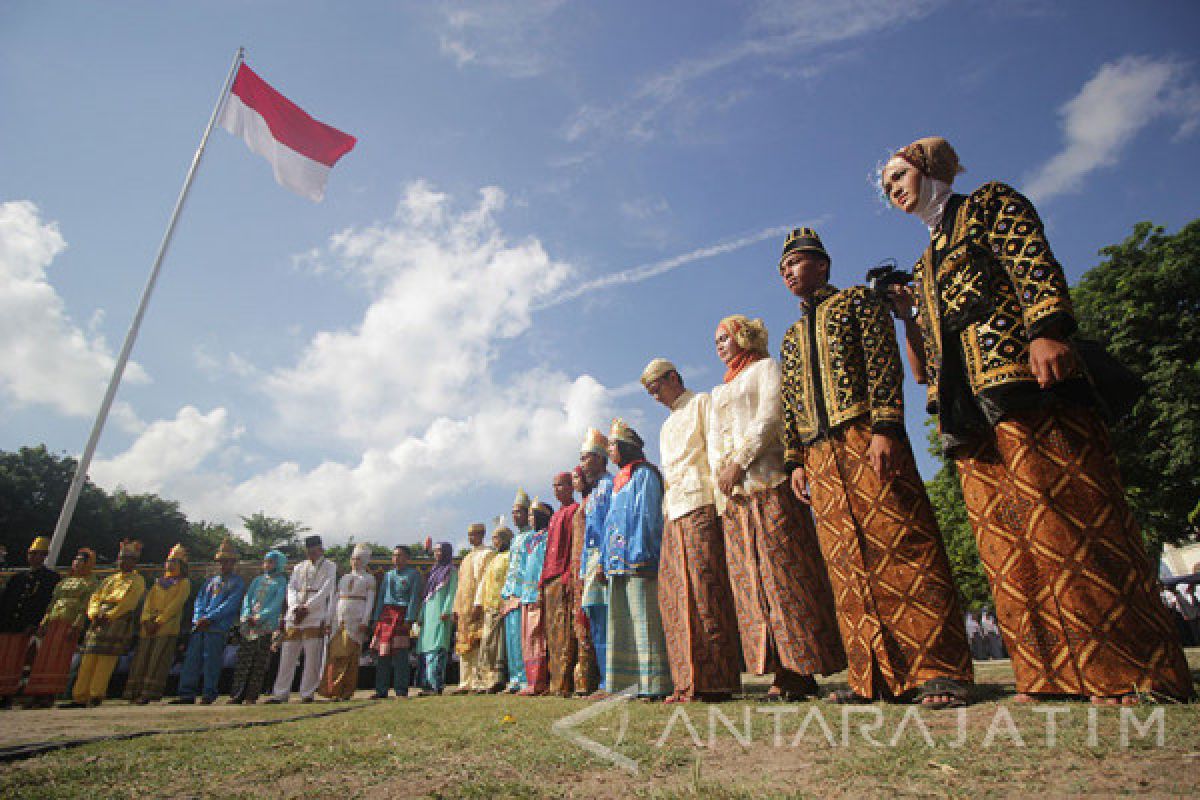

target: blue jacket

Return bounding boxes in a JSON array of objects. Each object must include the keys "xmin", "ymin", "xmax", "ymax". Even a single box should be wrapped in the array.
[
  {"xmin": 601, "ymin": 464, "xmax": 664, "ymax": 576},
  {"xmin": 192, "ymin": 573, "xmax": 246, "ymax": 633}
]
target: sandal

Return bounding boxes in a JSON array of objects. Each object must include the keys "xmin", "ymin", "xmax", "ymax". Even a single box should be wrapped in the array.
[
  {"xmin": 916, "ymin": 678, "xmax": 969, "ymax": 709},
  {"xmin": 826, "ymin": 688, "xmax": 871, "ymax": 705}
]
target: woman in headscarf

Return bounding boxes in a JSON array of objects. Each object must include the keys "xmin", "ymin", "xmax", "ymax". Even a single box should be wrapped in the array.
[
  {"xmin": 229, "ymin": 550, "xmax": 288, "ymax": 704},
  {"xmin": 23, "ymin": 549, "xmax": 98, "ymax": 707},
  {"xmin": 414, "ymin": 542, "xmax": 458, "ymax": 695},
  {"xmin": 124, "ymin": 544, "xmax": 191, "ymax": 704},
  {"xmin": 878, "ymin": 136, "xmax": 1190, "ymax": 704},
  {"xmin": 708, "ymin": 315, "xmax": 846, "ymax": 701}
]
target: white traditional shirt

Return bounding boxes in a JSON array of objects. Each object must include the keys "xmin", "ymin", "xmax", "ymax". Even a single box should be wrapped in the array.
[
  {"xmin": 707, "ymin": 357, "xmax": 789, "ymax": 513},
  {"xmin": 285, "ymin": 557, "xmax": 338, "ymax": 630},
  {"xmin": 332, "ymin": 570, "xmax": 376, "ymax": 643},
  {"xmin": 659, "ymin": 389, "xmax": 716, "ymax": 522},
  {"xmin": 454, "ymin": 545, "xmax": 495, "ymax": 618}
]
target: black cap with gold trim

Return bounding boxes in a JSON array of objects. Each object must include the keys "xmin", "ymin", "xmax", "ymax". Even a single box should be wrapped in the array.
[{"xmin": 779, "ymin": 227, "xmax": 830, "ymax": 266}]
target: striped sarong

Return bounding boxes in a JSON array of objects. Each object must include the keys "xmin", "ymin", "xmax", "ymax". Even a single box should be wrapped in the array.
[
  {"xmin": 605, "ymin": 575, "xmax": 672, "ymax": 698},
  {"xmin": 25, "ymin": 621, "xmax": 81, "ymax": 697},
  {"xmin": 0, "ymin": 633, "xmax": 31, "ymax": 697}
]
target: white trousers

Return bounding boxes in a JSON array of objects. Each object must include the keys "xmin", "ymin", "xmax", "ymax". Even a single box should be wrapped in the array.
[{"xmin": 272, "ymin": 635, "xmax": 325, "ymax": 699}]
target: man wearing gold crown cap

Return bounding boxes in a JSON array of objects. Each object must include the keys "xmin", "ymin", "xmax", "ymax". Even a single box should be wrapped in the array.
[
  {"xmin": 473, "ymin": 524, "xmax": 514, "ymax": 692},
  {"xmin": 597, "ymin": 419, "xmax": 673, "ymax": 699},
  {"xmin": 173, "ymin": 538, "xmax": 246, "ymax": 704},
  {"xmin": 270, "ymin": 535, "xmax": 338, "ymax": 703},
  {"xmin": 878, "ymin": 136, "xmax": 1191, "ymax": 703},
  {"xmin": 319, "ymin": 542, "xmax": 377, "ymax": 700},
  {"xmin": 576, "ymin": 428, "xmax": 613, "ymax": 695},
  {"xmin": 24, "ymin": 549, "xmax": 97, "ymax": 707},
  {"xmin": 447, "ymin": 523, "xmax": 495, "ymax": 694},
  {"xmin": 709, "ymin": 313, "xmax": 846, "ymax": 701},
  {"xmin": 540, "ymin": 473, "xmax": 580, "ymax": 696},
  {"xmin": 66, "ymin": 540, "xmax": 146, "ymax": 707},
  {"xmin": 0, "ymin": 536, "xmax": 60, "ymax": 707},
  {"xmin": 567, "ymin": 466, "xmax": 599, "ymax": 695},
  {"xmin": 514, "ymin": 499, "xmax": 552, "ymax": 696},
  {"xmin": 642, "ymin": 359, "xmax": 741, "ymax": 703},
  {"xmin": 778, "ymin": 228, "xmax": 973, "ymax": 708},
  {"xmin": 499, "ymin": 488, "xmax": 533, "ymax": 692},
  {"xmin": 125, "ymin": 544, "xmax": 192, "ymax": 704}
]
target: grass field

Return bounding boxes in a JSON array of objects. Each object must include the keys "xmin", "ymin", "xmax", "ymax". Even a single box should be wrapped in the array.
[{"xmin": 2, "ymin": 655, "xmax": 1198, "ymax": 799}]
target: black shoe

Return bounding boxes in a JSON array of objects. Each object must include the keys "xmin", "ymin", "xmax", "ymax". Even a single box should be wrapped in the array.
[
  {"xmin": 301, "ymin": 696, "xmax": 314, "ymax": 703},
  {"xmin": 58, "ymin": 701, "xmax": 88, "ymax": 709},
  {"xmin": 169, "ymin": 697, "xmax": 196, "ymax": 705},
  {"xmin": 264, "ymin": 697, "xmax": 286, "ymax": 704},
  {"xmin": 199, "ymin": 697, "xmax": 215, "ymax": 705},
  {"xmin": 227, "ymin": 697, "xmax": 243, "ymax": 705},
  {"xmin": 371, "ymin": 693, "xmax": 388, "ymax": 700}
]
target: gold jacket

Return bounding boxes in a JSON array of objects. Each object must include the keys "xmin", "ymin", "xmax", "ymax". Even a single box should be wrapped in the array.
[
  {"xmin": 914, "ymin": 182, "xmax": 1081, "ymax": 412},
  {"xmin": 780, "ymin": 284, "xmax": 905, "ymax": 468}
]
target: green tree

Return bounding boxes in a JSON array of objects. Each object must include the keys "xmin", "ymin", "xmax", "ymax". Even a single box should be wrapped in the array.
[
  {"xmin": 0, "ymin": 445, "xmax": 112, "ymax": 563},
  {"xmin": 185, "ymin": 520, "xmax": 250, "ymax": 561},
  {"xmin": 108, "ymin": 489, "xmax": 191, "ymax": 564},
  {"xmin": 1072, "ymin": 220, "xmax": 1200, "ymax": 556},
  {"xmin": 240, "ymin": 512, "xmax": 308, "ymax": 559}
]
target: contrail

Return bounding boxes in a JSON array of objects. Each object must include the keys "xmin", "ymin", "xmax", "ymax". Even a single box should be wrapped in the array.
[{"xmin": 534, "ymin": 222, "xmax": 803, "ymax": 310}]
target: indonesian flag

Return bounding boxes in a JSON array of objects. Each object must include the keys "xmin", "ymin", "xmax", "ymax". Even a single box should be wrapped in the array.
[{"xmin": 219, "ymin": 63, "xmax": 356, "ymax": 202}]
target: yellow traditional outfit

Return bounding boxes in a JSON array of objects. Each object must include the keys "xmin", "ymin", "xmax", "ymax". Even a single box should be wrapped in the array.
[
  {"xmin": 474, "ymin": 526, "xmax": 512, "ymax": 692},
  {"xmin": 450, "ymin": 525, "xmax": 495, "ymax": 693},
  {"xmin": 73, "ymin": 540, "xmax": 146, "ymax": 705},
  {"xmin": 319, "ymin": 543, "xmax": 377, "ymax": 700},
  {"xmin": 124, "ymin": 544, "xmax": 191, "ymax": 703}
]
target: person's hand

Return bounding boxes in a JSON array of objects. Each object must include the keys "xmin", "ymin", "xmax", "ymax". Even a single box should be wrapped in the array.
[
  {"xmin": 867, "ymin": 433, "xmax": 902, "ymax": 482},
  {"xmin": 595, "ymin": 569, "xmax": 607, "ymax": 585},
  {"xmin": 440, "ymin": 612, "xmax": 452, "ymax": 622},
  {"xmin": 294, "ymin": 605, "xmax": 309, "ymax": 623},
  {"xmin": 885, "ymin": 284, "xmax": 917, "ymax": 322},
  {"xmin": 790, "ymin": 466, "xmax": 811, "ymax": 505},
  {"xmin": 195, "ymin": 618, "xmax": 211, "ymax": 631},
  {"xmin": 144, "ymin": 620, "xmax": 160, "ymax": 636},
  {"xmin": 1029, "ymin": 336, "xmax": 1073, "ymax": 388},
  {"xmin": 717, "ymin": 462, "xmax": 746, "ymax": 497}
]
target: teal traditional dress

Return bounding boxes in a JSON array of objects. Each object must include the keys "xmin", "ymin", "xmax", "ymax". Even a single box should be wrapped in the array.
[{"xmin": 414, "ymin": 545, "xmax": 458, "ymax": 693}]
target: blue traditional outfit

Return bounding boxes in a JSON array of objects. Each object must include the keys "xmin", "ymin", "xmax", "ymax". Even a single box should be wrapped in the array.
[
  {"xmin": 371, "ymin": 562, "xmax": 422, "ymax": 698},
  {"xmin": 602, "ymin": 420, "xmax": 673, "ymax": 699},
  {"xmin": 230, "ymin": 550, "xmax": 288, "ymax": 703},
  {"xmin": 415, "ymin": 543, "xmax": 458, "ymax": 694},
  {"xmin": 177, "ymin": 539, "xmax": 246, "ymax": 703},
  {"xmin": 501, "ymin": 488, "xmax": 534, "ymax": 691},
  {"xmin": 517, "ymin": 507, "xmax": 550, "ymax": 694},
  {"xmin": 578, "ymin": 428, "xmax": 614, "ymax": 692}
]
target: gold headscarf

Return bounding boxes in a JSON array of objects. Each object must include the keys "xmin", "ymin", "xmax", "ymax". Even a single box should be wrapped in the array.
[{"xmin": 892, "ymin": 136, "xmax": 964, "ymax": 184}]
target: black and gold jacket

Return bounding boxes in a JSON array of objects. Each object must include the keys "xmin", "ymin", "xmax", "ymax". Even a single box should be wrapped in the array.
[
  {"xmin": 780, "ymin": 284, "xmax": 905, "ymax": 469},
  {"xmin": 914, "ymin": 181, "xmax": 1082, "ymax": 416}
]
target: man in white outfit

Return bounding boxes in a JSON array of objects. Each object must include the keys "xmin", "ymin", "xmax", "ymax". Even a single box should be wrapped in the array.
[{"xmin": 268, "ymin": 535, "xmax": 337, "ymax": 703}]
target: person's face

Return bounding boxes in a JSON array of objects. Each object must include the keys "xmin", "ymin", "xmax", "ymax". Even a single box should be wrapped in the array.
[
  {"xmin": 552, "ymin": 474, "xmax": 574, "ymax": 505},
  {"xmin": 306, "ymin": 545, "xmax": 323, "ymax": 563},
  {"xmin": 645, "ymin": 371, "xmax": 684, "ymax": 409},
  {"xmin": 118, "ymin": 554, "xmax": 137, "ymax": 572},
  {"xmin": 606, "ymin": 439, "xmax": 622, "ymax": 467},
  {"xmin": 27, "ymin": 550, "xmax": 47, "ymax": 569},
  {"xmin": 468, "ymin": 529, "xmax": 485, "ymax": 547},
  {"xmin": 392, "ymin": 548, "xmax": 408, "ymax": 569},
  {"xmin": 511, "ymin": 505, "xmax": 529, "ymax": 529},
  {"xmin": 72, "ymin": 552, "xmax": 88, "ymax": 575},
  {"xmin": 494, "ymin": 532, "xmax": 512, "ymax": 552},
  {"xmin": 261, "ymin": 558, "xmax": 275, "ymax": 574},
  {"xmin": 351, "ymin": 555, "xmax": 365, "ymax": 572},
  {"xmin": 571, "ymin": 471, "xmax": 587, "ymax": 495},
  {"xmin": 218, "ymin": 557, "xmax": 236, "ymax": 576},
  {"xmin": 779, "ymin": 251, "xmax": 829, "ymax": 299},
  {"xmin": 579, "ymin": 451, "xmax": 605, "ymax": 480},
  {"xmin": 881, "ymin": 157, "xmax": 923, "ymax": 214},
  {"xmin": 715, "ymin": 327, "xmax": 740, "ymax": 367}
]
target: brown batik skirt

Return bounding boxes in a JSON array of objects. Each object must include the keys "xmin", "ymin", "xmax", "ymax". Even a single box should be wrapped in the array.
[
  {"xmin": 658, "ymin": 504, "xmax": 742, "ymax": 698},
  {"xmin": 955, "ymin": 405, "xmax": 1191, "ymax": 699},
  {"xmin": 542, "ymin": 575, "xmax": 577, "ymax": 696},
  {"xmin": 805, "ymin": 419, "xmax": 973, "ymax": 699},
  {"xmin": 722, "ymin": 484, "xmax": 846, "ymax": 678}
]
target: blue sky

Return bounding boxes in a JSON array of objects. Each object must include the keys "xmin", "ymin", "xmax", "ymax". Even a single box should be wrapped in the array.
[{"xmin": 2, "ymin": 1, "xmax": 1198, "ymax": 548}]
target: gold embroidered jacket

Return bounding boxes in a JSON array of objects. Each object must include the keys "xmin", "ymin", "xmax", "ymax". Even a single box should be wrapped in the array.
[
  {"xmin": 914, "ymin": 182, "xmax": 1080, "ymax": 412},
  {"xmin": 780, "ymin": 284, "xmax": 905, "ymax": 468}
]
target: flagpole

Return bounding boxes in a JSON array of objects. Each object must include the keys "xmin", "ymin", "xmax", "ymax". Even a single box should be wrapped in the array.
[{"xmin": 45, "ymin": 46, "xmax": 245, "ymax": 568}]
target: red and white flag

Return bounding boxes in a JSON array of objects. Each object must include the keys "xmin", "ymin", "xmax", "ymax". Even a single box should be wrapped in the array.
[{"xmin": 219, "ymin": 63, "xmax": 356, "ymax": 202}]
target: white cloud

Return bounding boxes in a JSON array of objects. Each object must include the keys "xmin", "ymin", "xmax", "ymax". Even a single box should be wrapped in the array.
[
  {"xmin": 94, "ymin": 183, "xmax": 617, "ymax": 544},
  {"xmin": 565, "ymin": 0, "xmax": 942, "ymax": 142},
  {"xmin": 1025, "ymin": 55, "xmax": 1200, "ymax": 203},
  {"xmin": 0, "ymin": 200, "xmax": 147, "ymax": 419},
  {"xmin": 431, "ymin": 0, "xmax": 568, "ymax": 79}
]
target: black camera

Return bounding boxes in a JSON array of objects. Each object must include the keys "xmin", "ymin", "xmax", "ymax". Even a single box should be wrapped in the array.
[{"xmin": 865, "ymin": 259, "xmax": 912, "ymax": 298}]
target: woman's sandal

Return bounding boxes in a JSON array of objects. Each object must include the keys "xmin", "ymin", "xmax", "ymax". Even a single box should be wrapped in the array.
[{"xmin": 916, "ymin": 678, "xmax": 970, "ymax": 709}]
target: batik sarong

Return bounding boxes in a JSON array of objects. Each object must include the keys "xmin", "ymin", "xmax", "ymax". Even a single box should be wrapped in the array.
[
  {"xmin": 230, "ymin": 635, "xmax": 273, "ymax": 702},
  {"xmin": 955, "ymin": 405, "xmax": 1191, "ymax": 698},
  {"xmin": 123, "ymin": 635, "xmax": 179, "ymax": 702},
  {"xmin": 478, "ymin": 609, "xmax": 507, "ymax": 690},
  {"xmin": 521, "ymin": 602, "xmax": 549, "ymax": 693},
  {"xmin": 25, "ymin": 621, "xmax": 80, "ymax": 697},
  {"xmin": 606, "ymin": 575, "xmax": 672, "ymax": 698},
  {"xmin": 722, "ymin": 484, "xmax": 846, "ymax": 677},
  {"xmin": 319, "ymin": 627, "xmax": 362, "ymax": 699},
  {"xmin": 0, "ymin": 633, "xmax": 31, "ymax": 696},
  {"xmin": 542, "ymin": 575, "xmax": 577, "ymax": 696},
  {"xmin": 658, "ymin": 505, "xmax": 741, "ymax": 698},
  {"xmin": 569, "ymin": 506, "xmax": 599, "ymax": 694},
  {"xmin": 805, "ymin": 419, "xmax": 973, "ymax": 698}
]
